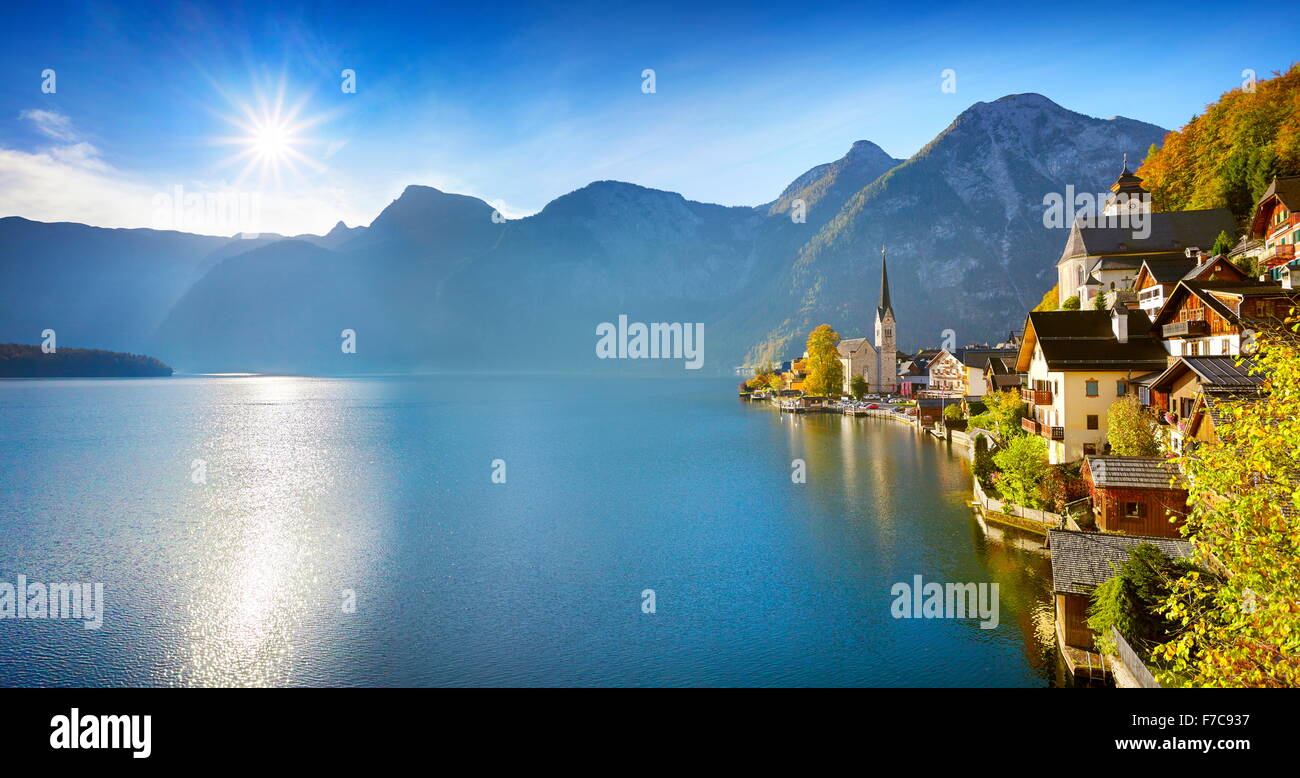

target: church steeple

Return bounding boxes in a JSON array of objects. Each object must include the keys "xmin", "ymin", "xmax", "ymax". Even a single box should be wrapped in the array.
[{"xmin": 876, "ymin": 246, "xmax": 894, "ymax": 321}]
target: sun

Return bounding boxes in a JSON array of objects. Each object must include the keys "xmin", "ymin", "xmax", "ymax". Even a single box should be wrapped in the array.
[
  {"xmin": 250, "ymin": 120, "xmax": 292, "ymax": 161},
  {"xmin": 213, "ymin": 80, "xmax": 331, "ymax": 187}
]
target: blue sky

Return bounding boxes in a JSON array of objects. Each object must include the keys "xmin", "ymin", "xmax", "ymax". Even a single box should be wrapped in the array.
[{"xmin": 0, "ymin": 0, "xmax": 1296, "ymax": 235}]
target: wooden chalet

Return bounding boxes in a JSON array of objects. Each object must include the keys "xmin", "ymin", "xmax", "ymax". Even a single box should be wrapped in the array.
[
  {"xmin": 1049, "ymin": 529, "xmax": 1192, "ymax": 651},
  {"xmin": 1081, "ymin": 455, "xmax": 1188, "ymax": 538}
]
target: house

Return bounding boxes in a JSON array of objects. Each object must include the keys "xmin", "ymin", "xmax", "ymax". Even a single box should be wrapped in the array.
[
  {"xmin": 1250, "ymin": 175, "xmax": 1300, "ymax": 282},
  {"xmin": 835, "ymin": 249, "xmax": 899, "ymax": 395},
  {"xmin": 982, "ymin": 355, "xmax": 1023, "ymax": 396},
  {"xmin": 956, "ymin": 347, "xmax": 1019, "ymax": 398},
  {"xmin": 1133, "ymin": 253, "xmax": 1245, "ymax": 315},
  {"xmin": 896, "ymin": 359, "xmax": 929, "ymax": 397},
  {"xmin": 923, "ymin": 349, "xmax": 966, "ymax": 397},
  {"xmin": 1015, "ymin": 308, "xmax": 1169, "ymax": 463},
  {"xmin": 1150, "ymin": 279, "xmax": 1298, "ymax": 358},
  {"xmin": 1049, "ymin": 529, "xmax": 1192, "ymax": 650},
  {"xmin": 1146, "ymin": 355, "xmax": 1263, "ymax": 452},
  {"xmin": 1081, "ymin": 456, "xmax": 1188, "ymax": 538},
  {"xmin": 1056, "ymin": 164, "xmax": 1236, "ymax": 308}
]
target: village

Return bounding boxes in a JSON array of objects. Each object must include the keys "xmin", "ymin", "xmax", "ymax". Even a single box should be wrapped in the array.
[{"xmin": 738, "ymin": 166, "xmax": 1300, "ymax": 687}]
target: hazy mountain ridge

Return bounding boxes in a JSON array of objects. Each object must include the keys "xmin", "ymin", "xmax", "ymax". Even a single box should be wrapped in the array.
[{"xmin": 0, "ymin": 93, "xmax": 1169, "ymax": 373}]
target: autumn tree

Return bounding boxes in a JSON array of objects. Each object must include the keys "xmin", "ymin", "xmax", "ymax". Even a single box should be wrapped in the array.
[
  {"xmin": 1061, "ymin": 295, "xmax": 1081, "ymax": 310},
  {"xmin": 1138, "ymin": 64, "xmax": 1300, "ymax": 226},
  {"xmin": 1034, "ymin": 285, "xmax": 1059, "ymax": 312},
  {"xmin": 1158, "ymin": 320, "xmax": 1300, "ymax": 687},
  {"xmin": 803, "ymin": 324, "xmax": 843, "ymax": 396},
  {"xmin": 1107, "ymin": 395, "xmax": 1161, "ymax": 456}
]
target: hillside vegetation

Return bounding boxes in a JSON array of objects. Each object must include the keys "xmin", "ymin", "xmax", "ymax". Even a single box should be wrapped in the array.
[
  {"xmin": 1139, "ymin": 64, "xmax": 1300, "ymax": 227},
  {"xmin": 0, "ymin": 343, "xmax": 173, "ymax": 377}
]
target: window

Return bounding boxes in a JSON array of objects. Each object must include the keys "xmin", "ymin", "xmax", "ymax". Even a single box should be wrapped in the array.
[
  {"xmin": 1085, "ymin": 380, "xmax": 1098, "ymax": 397},
  {"xmin": 1086, "ymin": 414, "xmax": 1099, "ymax": 430},
  {"xmin": 1124, "ymin": 501, "xmax": 1147, "ymax": 519},
  {"xmin": 1116, "ymin": 380, "xmax": 1127, "ymax": 397}
]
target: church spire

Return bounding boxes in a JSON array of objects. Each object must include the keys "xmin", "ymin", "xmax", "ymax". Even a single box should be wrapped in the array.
[{"xmin": 876, "ymin": 246, "xmax": 893, "ymax": 320}]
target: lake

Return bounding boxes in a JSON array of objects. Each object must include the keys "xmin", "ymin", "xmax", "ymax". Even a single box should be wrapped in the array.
[{"xmin": 0, "ymin": 375, "xmax": 1057, "ymax": 686}]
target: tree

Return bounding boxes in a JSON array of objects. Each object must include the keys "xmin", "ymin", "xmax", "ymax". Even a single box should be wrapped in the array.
[
  {"xmin": 849, "ymin": 374, "xmax": 868, "ymax": 400},
  {"xmin": 766, "ymin": 372, "xmax": 783, "ymax": 391},
  {"xmin": 1107, "ymin": 395, "xmax": 1161, "ymax": 456},
  {"xmin": 968, "ymin": 389, "xmax": 1027, "ymax": 444},
  {"xmin": 1034, "ymin": 285, "xmax": 1059, "ymax": 312},
  {"xmin": 1092, "ymin": 290, "xmax": 1108, "ymax": 310},
  {"xmin": 992, "ymin": 435, "xmax": 1049, "ymax": 508},
  {"xmin": 1039, "ymin": 463, "xmax": 1088, "ymax": 513},
  {"xmin": 1089, "ymin": 544, "xmax": 1194, "ymax": 658},
  {"xmin": 943, "ymin": 403, "xmax": 964, "ymax": 421},
  {"xmin": 1061, "ymin": 295, "xmax": 1081, "ymax": 310},
  {"xmin": 1158, "ymin": 320, "xmax": 1300, "ymax": 687},
  {"xmin": 972, "ymin": 434, "xmax": 996, "ymax": 488},
  {"xmin": 803, "ymin": 324, "xmax": 843, "ymax": 396},
  {"xmin": 1212, "ymin": 229, "xmax": 1234, "ymax": 257},
  {"xmin": 1138, "ymin": 64, "xmax": 1300, "ymax": 225}
]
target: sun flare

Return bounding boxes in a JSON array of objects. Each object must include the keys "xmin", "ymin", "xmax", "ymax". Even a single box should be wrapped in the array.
[{"xmin": 213, "ymin": 80, "xmax": 331, "ymax": 187}]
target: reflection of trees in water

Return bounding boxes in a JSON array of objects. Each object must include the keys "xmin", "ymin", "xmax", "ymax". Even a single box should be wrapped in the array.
[{"xmin": 973, "ymin": 517, "xmax": 1060, "ymax": 685}]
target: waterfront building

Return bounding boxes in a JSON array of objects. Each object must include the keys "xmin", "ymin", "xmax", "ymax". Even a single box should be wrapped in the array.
[
  {"xmin": 1080, "ymin": 456, "xmax": 1188, "ymax": 538},
  {"xmin": 836, "ymin": 248, "xmax": 899, "ymax": 394},
  {"xmin": 1015, "ymin": 308, "xmax": 1168, "ymax": 464},
  {"xmin": 1049, "ymin": 530, "xmax": 1192, "ymax": 652}
]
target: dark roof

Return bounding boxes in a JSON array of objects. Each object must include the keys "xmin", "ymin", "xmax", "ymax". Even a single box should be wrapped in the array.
[
  {"xmin": 1138, "ymin": 257, "xmax": 1197, "ymax": 283},
  {"xmin": 1150, "ymin": 355, "xmax": 1262, "ymax": 392},
  {"xmin": 1256, "ymin": 175, "xmax": 1300, "ymax": 212},
  {"xmin": 876, "ymin": 250, "xmax": 894, "ymax": 321},
  {"xmin": 985, "ymin": 356, "xmax": 1012, "ymax": 375},
  {"xmin": 1049, "ymin": 530, "xmax": 1193, "ymax": 595},
  {"xmin": 1059, "ymin": 209, "xmax": 1236, "ymax": 263},
  {"xmin": 957, "ymin": 347, "xmax": 1018, "ymax": 368},
  {"xmin": 1085, "ymin": 455, "xmax": 1184, "ymax": 490},
  {"xmin": 990, "ymin": 374, "xmax": 1023, "ymax": 388},
  {"xmin": 1092, "ymin": 255, "xmax": 1146, "ymax": 272},
  {"xmin": 1021, "ymin": 310, "xmax": 1167, "ymax": 372}
]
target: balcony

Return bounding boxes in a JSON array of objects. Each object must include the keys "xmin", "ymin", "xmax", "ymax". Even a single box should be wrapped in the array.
[
  {"xmin": 1261, "ymin": 243, "xmax": 1296, "ymax": 266},
  {"xmin": 1021, "ymin": 388, "xmax": 1052, "ymax": 405},
  {"xmin": 1162, "ymin": 319, "xmax": 1209, "ymax": 338},
  {"xmin": 1021, "ymin": 416, "xmax": 1064, "ymax": 440}
]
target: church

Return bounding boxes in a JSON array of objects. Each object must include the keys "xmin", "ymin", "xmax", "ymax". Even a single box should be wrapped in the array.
[{"xmin": 837, "ymin": 249, "xmax": 899, "ymax": 394}]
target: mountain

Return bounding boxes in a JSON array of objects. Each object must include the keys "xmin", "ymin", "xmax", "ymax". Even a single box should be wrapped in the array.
[
  {"xmin": 0, "ymin": 217, "xmax": 230, "ymax": 352},
  {"xmin": 730, "ymin": 93, "xmax": 1168, "ymax": 364},
  {"xmin": 1, "ymin": 93, "xmax": 1170, "ymax": 374},
  {"xmin": 764, "ymin": 140, "xmax": 902, "ymax": 224}
]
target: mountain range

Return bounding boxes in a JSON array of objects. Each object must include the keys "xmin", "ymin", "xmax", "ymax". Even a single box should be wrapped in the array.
[{"xmin": 0, "ymin": 93, "xmax": 1168, "ymax": 374}]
